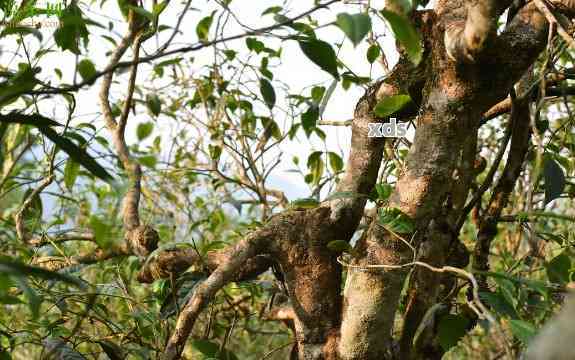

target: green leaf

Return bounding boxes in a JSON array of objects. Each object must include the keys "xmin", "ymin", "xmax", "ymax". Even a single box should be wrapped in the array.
[
  {"xmin": 479, "ymin": 291, "xmax": 518, "ymax": 319},
  {"xmin": 97, "ymin": 340, "xmax": 123, "ymax": 360},
  {"xmin": 0, "ymin": 112, "xmax": 61, "ymax": 127},
  {"xmin": 374, "ymin": 95, "xmax": 412, "ymax": 117},
  {"xmin": 437, "ymin": 314, "xmax": 469, "ymax": 351},
  {"xmin": 146, "ymin": 94, "xmax": 162, "ymax": 116},
  {"xmin": 375, "ymin": 183, "xmax": 393, "ymax": 201},
  {"xmin": 290, "ymin": 198, "xmax": 319, "ymax": 209},
  {"xmin": 546, "ymin": 252, "xmax": 571, "ymax": 284},
  {"xmin": 54, "ymin": 3, "xmax": 90, "ymax": 55},
  {"xmin": 77, "ymin": 59, "xmax": 96, "ymax": 81},
  {"xmin": 380, "ymin": 10, "xmax": 422, "ymax": 65},
  {"xmin": 367, "ymin": 44, "xmax": 380, "ymax": 64},
  {"xmin": 0, "ymin": 257, "xmax": 86, "ymax": 288},
  {"xmin": 259, "ymin": 78, "xmax": 276, "ymax": 109},
  {"xmin": 325, "ymin": 191, "xmax": 369, "ymax": 201},
  {"xmin": 307, "ymin": 151, "xmax": 324, "ymax": 185},
  {"xmin": 196, "ymin": 11, "xmax": 215, "ymax": 42},
  {"xmin": 302, "ymin": 106, "xmax": 319, "ymax": 137},
  {"xmin": 43, "ymin": 337, "xmax": 87, "ymax": 359},
  {"xmin": 137, "ymin": 122, "xmax": 154, "ymax": 141},
  {"xmin": 89, "ymin": 215, "xmax": 113, "ymax": 248},
  {"xmin": 38, "ymin": 126, "xmax": 113, "ymax": 182},
  {"xmin": 208, "ymin": 144, "xmax": 222, "ymax": 162},
  {"xmin": 327, "ymin": 240, "xmax": 352, "ymax": 253},
  {"xmin": 0, "ymin": 25, "xmax": 43, "ymax": 42},
  {"xmin": 0, "ymin": 64, "xmax": 39, "ymax": 107},
  {"xmin": 298, "ymin": 39, "xmax": 339, "ymax": 79},
  {"xmin": 128, "ymin": 5, "xmax": 154, "ymax": 21},
  {"xmin": 508, "ymin": 319, "xmax": 536, "ymax": 344},
  {"xmin": 260, "ymin": 117, "xmax": 281, "ymax": 141},
  {"xmin": 138, "ymin": 155, "xmax": 157, "ymax": 168},
  {"xmin": 160, "ymin": 272, "xmax": 205, "ymax": 319},
  {"xmin": 246, "ymin": 37, "xmax": 264, "ymax": 53},
  {"xmin": 262, "ymin": 6, "xmax": 282, "ymax": 16},
  {"xmin": 64, "ymin": 159, "xmax": 80, "ymax": 191},
  {"xmin": 13, "ymin": 276, "xmax": 40, "ymax": 319},
  {"xmin": 543, "ymin": 157, "xmax": 565, "ymax": 205},
  {"xmin": 336, "ymin": 13, "xmax": 372, "ymax": 47},
  {"xmin": 191, "ymin": 339, "xmax": 239, "ymax": 360},
  {"xmin": 328, "ymin": 152, "xmax": 343, "ymax": 172},
  {"xmin": 378, "ymin": 207, "xmax": 415, "ymax": 233}
]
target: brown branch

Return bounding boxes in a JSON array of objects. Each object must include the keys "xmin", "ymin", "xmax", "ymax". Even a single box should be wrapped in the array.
[
  {"xmin": 14, "ymin": 175, "xmax": 54, "ymax": 243},
  {"xmin": 473, "ymin": 94, "xmax": 532, "ymax": 285},
  {"xmin": 162, "ymin": 230, "xmax": 269, "ymax": 359},
  {"xmin": 444, "ymin": 0, "xmax": 505, "ymax": 62}
]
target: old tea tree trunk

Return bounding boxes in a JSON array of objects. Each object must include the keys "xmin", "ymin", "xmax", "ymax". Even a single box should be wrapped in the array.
[{"xmin": 159, "ymin": 1, "xmax": 575, "ymax": 359}]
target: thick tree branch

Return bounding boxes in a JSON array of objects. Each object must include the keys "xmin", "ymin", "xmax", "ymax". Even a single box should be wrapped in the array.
[{"xmin": 162, "ymin": 230, "xmax": 270, "ymax": 359}]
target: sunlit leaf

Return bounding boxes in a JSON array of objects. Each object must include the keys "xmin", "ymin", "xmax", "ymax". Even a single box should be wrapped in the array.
[
  {"xmin": 380, "ymin": 10, "xmax": 422, "ymax": 65},
  {"xmin": 137, "ymin": 122, "xmax": 154, "ymax": 141},
  {"xmin": 374, "ymin": 95, "xmax": 412, "ymax": 117},
  {"xmin": 336, "ymin": 13, "xmax": 371, "ymax": 47}
]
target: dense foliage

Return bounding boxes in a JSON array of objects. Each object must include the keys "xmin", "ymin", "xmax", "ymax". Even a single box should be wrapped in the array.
[{"xmin": 2, "ymin": 0, "xmax": 575, "ymax": 359}]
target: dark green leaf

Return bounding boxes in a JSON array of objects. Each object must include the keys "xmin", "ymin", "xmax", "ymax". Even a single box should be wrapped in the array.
[
  {"xmin": 375, "ymin": 183, "xmax": 393, "ymax": 201},
  {"xmin": 378, "ymin": 207, "xmax": 415, "ymax": 233},
  {"xmin": 246, "ymin": 37, "xmax": 264, "ymax": 53},
  {"xmin": 0, "ymin": 257, "xmax": 86, "ymax": 288},
  {"xmin": 328, "ymin": 152, "xmax": 343, "ymax": 172},
  {"xmin": 43, "ymin": 337, "xmax": 87, "ymax": 359},
  {"xmin": 543, "ymin": 157, "xmax": 565, "ymax": 205},
  {"xmin": 336, "ymin": 13, "xmax": 371, "ymax": 47},
  {"xmin": 327, "ymin": 240, "xmax": 352, "ymax": 253},
  {"xmin": 307, "ymin": 151, "xmax": 324, "ymax": 185},
  {"xmin": 546, "ymin": 252, "xmax": 571, "ymax": 284},
  {"xmin": 54, "ymin": 3, "xmax": 89, "ymax": 55},
  {"xmin": 367, "ymin": 44, "xmax": 380, "ymax": 64},
  {"xmin": 39, "ymin": 126, "xmax": 113, "ymax": 182},
  {"xmin": 325, "ymin": 191, "xmax": 369, "ymax": 201},
  {"xmin": 77, "ymin": 59, "xmax": 96, "ymax": 81},
  {"xmin": 302, "ymin": 106, "xmax": 319, "ymax": 137},
  {"xmin": 508, "ymin": 319, "xmax": 536, "ymax": 344},
  {"xmin": 262, "ymin": 6, "xmax": 282, "ymax": 16},
  {"xmin": 0, "ymin": 26, "xmax": 43, "ymax": 42},
  {"xmin": 374, "ymin": 95, "xmax": 412, "ymax": 117},
  {"xmin": 259, "ymin": 78, "xmax": 276, "ymax": 109},
  {"xmin": 290, "ymin": 198, "xmax": 319, "ymax": 209},
  {"xmin": 380, "ymin": 10, "xmax": 422, "ymax": 65},
  {"xmin": 160, "ymin": 272, "xmax": 205, "ymax": 319},
  {"xmin": 146, "ymin": 94, "xmax": 161, "ymax": 116},
  {"xmin": 128, "ymin": 4, "xmax": 154, "ymax": 21},
  {"xmin": 298, "ymin": 39, "xmax": 339, "ymax": 79},
  {"xmin": 191, "ymin": 339, "xmax": 238, "ymax": 360},
  {"xmin": 0, "ymin": 112, "xmax": 61, "ymax": 127},
  {"xmin": 437, "ymin": 314, "xmax": 469, "ymax": 351},
  {"xmin": 138, "ymin": 155, "xmax": 157, "ymax": 168},
  {"xmin": 137, "ymin": 122, "xmax": 154, "ymax": 141},
  {"xmin": 480, "ymin": 291, "xmax": 518, "ymax": 319},
  {"xmin": 97, "ymin": 341, "xmax": 123, "ymax": 360}
]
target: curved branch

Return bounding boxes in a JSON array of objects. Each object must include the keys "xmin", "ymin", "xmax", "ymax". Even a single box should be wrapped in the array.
[{"xmin": 162, "ymin": 230, "xmax": 270, "ymax": 359}]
